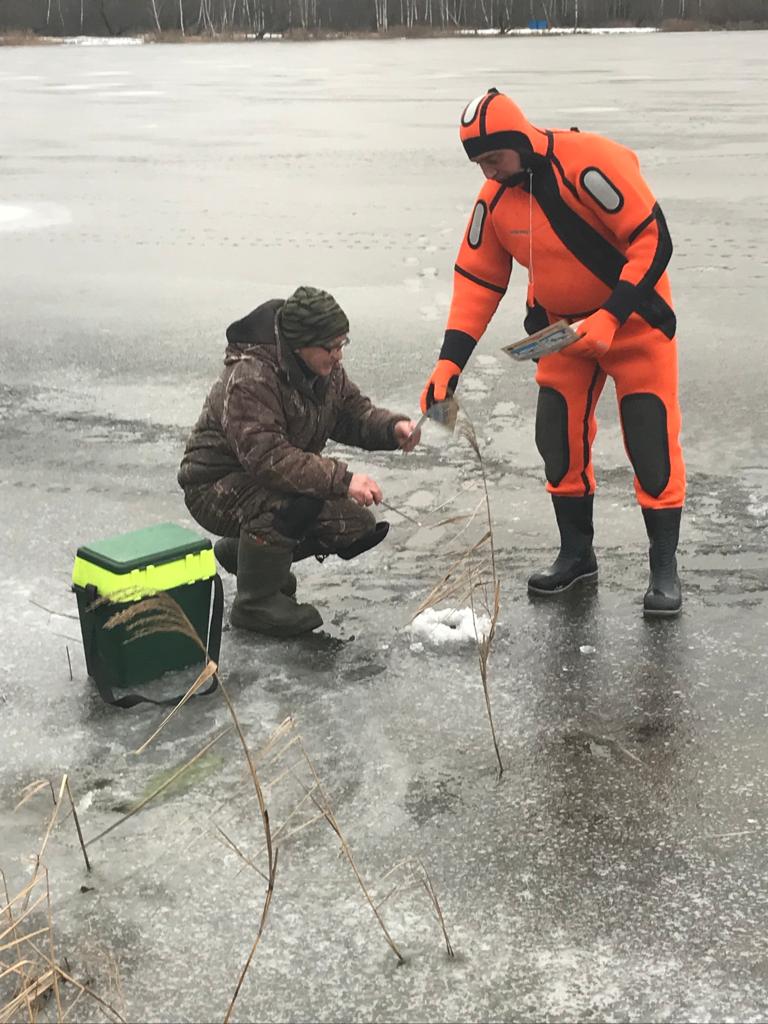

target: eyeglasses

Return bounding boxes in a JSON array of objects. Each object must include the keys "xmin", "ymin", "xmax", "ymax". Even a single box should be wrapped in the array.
[{"xmin": 324, "ymin": 335, "xmax": 350, "ymax": 352}]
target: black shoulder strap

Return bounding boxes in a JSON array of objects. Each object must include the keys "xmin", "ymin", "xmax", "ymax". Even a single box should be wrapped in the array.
[{"xmin": 93, "ymin": 575, "xmax": 223, "ymax": 710}]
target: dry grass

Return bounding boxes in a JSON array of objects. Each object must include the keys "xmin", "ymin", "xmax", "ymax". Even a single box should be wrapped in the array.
[
  {"xmin": 90, "ymin": 593, "xmax": 464, "ymax": 1016},
  {"xmin": 411, "ymin": 403, "xmax": 504, "ymax": 777},
  {"xmin": 1, "ymin": 783, "xmax": 124, "ymax": 1024}
]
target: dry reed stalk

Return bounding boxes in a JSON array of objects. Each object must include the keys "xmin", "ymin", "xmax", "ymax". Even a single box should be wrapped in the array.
[
  {"xmin": 43, "ymin": 873, "xmax": 64, "ymax": 1021},
  {"xmin": 13, "ymin": 781, "xmax": 52, "ymax": 812},
  {"xmin": 85, "ymin": 726, "xmax": 232, "ymax": 848},
  {"xmin": 102, "ymin": 592, "xmax": 283, "ymax": 1023},
  {"xmin": 425, "ymin": 481, "xmax": 478, "ymax": 518},
  {"xmin": 377, "ymin": 858, "xmax": 455, "ymax": 958},
  {"xmin": 50, "ymin": 963, "xmax": 126, "ymax": 1023},
  {"xmin": 133, "ymin": 660, "xmax": 218, "ymax": 755},
  {"xmin": 414, "ymin": 858, "xmax": 454, "ymax": 958},
  {"xmin": 63, "ymin": 780, "xmax": 91, "ymax": 874},
  {"xmin": 0, "ymin": 927, "xmax": 50, "ymax": 956},
  {"xmin": 0, "ymin": 967, "xmax": 56, "ymax": 1023},
  {"xmin": 458, "ymin": 416, "xmax": 497, "ymax": 583},
  {"xmin": 218, "ymin": 679, "xmax": 279, "ymax": 1024},
  {"xmin": 223, "ymin": 846, "xmax": 278, "ymax": 1024},
  {"xmin": 470, "ymin": 579, "xmax": 503, "ymax": 778},
  {"xmin": 214, "ymin": 826, "xmax": 269, "ymax": 883},
  {"xmin": 293, "ymin": 742, "xmax": 405, "ymax": 965},
  {"xmin": 410, "ymin": 531, "xmax": 491, "ymax": 620}
]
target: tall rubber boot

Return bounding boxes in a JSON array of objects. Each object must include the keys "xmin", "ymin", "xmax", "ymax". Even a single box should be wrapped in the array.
[
  {"xmin": 230, "ymin": 535, "xmax": 322, "ymax": 638},
  {"xmin": 214, "ymin": 537, "xmax": 296, "ymax": 596},
  {"xmin": 642, "ymin": 507, "xmax": 682, "ymax": 618},
  {"xmin": 528, "ymin": 496, "xmax": 598, "ymax": 595}
]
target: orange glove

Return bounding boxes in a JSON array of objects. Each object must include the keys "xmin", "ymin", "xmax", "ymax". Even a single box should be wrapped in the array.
[
  {"xmin": 567, "ymin": 309, "xmax": 619, "ymax": 360},
  {"xmin": 420, "ymin": 359, "xmax": 461, "ymax": 413}
]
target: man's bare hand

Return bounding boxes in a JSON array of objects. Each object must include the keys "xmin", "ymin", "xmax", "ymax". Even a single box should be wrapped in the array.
[
  {"xmin": 348, "ymin": 473, "xmax": 383, "ymax": 507},
  {"xmin": 394, "ymin": 419, "xmax": 421, "ymax": 453}
]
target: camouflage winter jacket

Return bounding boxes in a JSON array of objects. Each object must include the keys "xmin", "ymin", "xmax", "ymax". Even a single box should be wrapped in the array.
[{"xmin": 178, "ymin": 299, "xmax": 406, "ymax": 499}]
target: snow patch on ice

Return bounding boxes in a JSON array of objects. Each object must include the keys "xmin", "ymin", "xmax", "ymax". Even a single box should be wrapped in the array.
[
  {"xmin": 409, "ymin": 607, "xmax": 490, "ymax": 646},
  {"xmin": 38, "ymin": 35, "xmax": 145, "ymax": 45},
  {"xmin": 0, "ymin": 203, "xmax": 71, "ymax": 233}
]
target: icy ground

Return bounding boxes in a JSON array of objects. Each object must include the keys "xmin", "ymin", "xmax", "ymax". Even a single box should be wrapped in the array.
[{"xmin": 2, "ymin": 31, "xmax": 768, "ymax": 1023}]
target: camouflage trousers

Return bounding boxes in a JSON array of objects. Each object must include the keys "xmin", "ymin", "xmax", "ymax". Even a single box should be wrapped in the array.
[{"xmin": 182, "ymin": 472, "xmax": 377, "ymax": 553}]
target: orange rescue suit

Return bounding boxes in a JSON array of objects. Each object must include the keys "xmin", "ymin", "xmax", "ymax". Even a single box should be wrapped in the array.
[{"xmin": 430, "ymin": 90, "xmax": 685, "ymax": 511}]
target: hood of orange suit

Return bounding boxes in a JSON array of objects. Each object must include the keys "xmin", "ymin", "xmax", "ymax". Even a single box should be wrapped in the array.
[{"xmin": 459, "ymin": 89, "xmax": 549, "ymax": 164}]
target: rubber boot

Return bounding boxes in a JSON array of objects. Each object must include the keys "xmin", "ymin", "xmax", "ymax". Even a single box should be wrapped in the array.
[
  {"xmin": 528, "ymin": 495, "xmax": 598, "ymax": 595},
  {"xmin": 230, "ymin": 536, "xmax": 322, "ymax": 637},
  {"xmin": 214, "ymin": 537, "xmax": 296, "ymax": 597},
  {"xmin": 642, "ymin": 507, "xmax": 682, "ymax": 618}
]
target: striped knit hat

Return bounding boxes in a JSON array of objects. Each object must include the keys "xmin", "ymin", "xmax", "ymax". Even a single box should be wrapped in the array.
[{"xmin": 277, "ymin": 285, "xmax": 349, "ymax": 350}]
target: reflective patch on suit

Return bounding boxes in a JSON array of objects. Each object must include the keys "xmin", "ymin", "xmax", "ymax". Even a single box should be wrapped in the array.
[
  {"xmin": 580, "ymin": 167, "xmax": 624, "ymax": 213},
  {"xmin": 536, "ymin": 387, "xmax": 569, "ymax": 487},
  {"xmin": 620, "ymin": 393, "xmax": 670, "ymax": 498},
  {"xmin": 461, "ymin": 94, "xmax": 486, "ymax": 126},
  {"xmin": 467, "ymin": 200, "xmax": 487, "ymax": 249}
]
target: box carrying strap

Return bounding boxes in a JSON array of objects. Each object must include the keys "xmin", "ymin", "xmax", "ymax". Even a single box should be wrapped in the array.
[{"xmin": 91, "ymin": 574, "xmax": 224, "ymax": 710}]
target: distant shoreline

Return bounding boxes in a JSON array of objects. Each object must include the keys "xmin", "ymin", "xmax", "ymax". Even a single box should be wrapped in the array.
[{"xmin": 2, "ymin": 21, "xmax": 767, "ymax": 46}]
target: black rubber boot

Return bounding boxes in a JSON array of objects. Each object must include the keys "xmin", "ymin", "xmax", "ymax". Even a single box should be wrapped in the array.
[
  {"xmin": 230, "ymin": 536, "xmax": 322, "ymax": 637},
  {"xmin": 528, "ymin": 496, "xmax": 598, "ymax": 595},
  {"xmin": 642, "ymin": 507, "xmax": 682, "ymax": 618},
  {"xmin": 214, "ymin": 536, "xmax": 297, "ymax": 597}
]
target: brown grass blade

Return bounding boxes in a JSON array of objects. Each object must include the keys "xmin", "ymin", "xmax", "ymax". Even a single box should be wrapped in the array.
[
  {"xmin": 13, "ymin": 781, "xmax": 53, "ymax": 812},
  {"xmin": 133, "ymin": 659, "xmax": 218, "ymax": 755},
  {"xmin": 85, "ymin": 726, "xmax": 231, "ymax": 848}
]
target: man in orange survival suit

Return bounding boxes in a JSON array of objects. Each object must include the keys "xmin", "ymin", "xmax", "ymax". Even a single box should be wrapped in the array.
[{"xmin": 420, "ymin": 89, "xmax": 684, "ymax": 617}]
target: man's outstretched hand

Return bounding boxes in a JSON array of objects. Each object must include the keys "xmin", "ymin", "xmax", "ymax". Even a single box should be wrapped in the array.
[
  {"xmin": 394, "ymin": 419, "xmax": 421, "ymax": 453},
  {"xmin": 348, "ymin": 473, "xmax": 383, "ymax": 507}
]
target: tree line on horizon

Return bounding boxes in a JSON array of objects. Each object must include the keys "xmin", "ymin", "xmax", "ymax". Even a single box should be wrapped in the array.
[{"xmin": 0, "ymin": 0, "xmax": 764, "ymax": 37}]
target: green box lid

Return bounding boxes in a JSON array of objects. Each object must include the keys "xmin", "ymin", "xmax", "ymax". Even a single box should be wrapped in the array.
[{"xmin": 76, "ymin": 522, "xmax": 211, "ymax": 574}]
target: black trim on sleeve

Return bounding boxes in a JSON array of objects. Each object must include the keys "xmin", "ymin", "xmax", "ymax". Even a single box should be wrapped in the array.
[
  {"xmin": 603, "ymin": 281, "xmax": 637, "ymax": 325},
  {"xmin": 550, "ymin": 150, "xmax": 580, "ymax": 202},
  {"xmin": 604, "ymin": 205, "xmax": 674, "ymax": 326},
  {"xmin": 637, "ymin": 204, "xmax": 673, "ymax": 293},
  {"xmin": 628, "ymin": 209, "xmax": 655, "ymax": 245},
  {"xmin": 454, "ymin": 263, "xmax": 507, "ymax": 295},
  {"xmin": 439, "ymin": 330, "xmax": 478, "ymax": 369}
]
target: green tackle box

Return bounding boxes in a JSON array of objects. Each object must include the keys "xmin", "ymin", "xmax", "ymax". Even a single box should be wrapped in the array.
[{"xmin": 72, "ymin": 522, "xmax": 222, "ymax": 707}]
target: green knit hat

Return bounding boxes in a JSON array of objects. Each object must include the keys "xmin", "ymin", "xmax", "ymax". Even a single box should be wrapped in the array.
[{"xmin": 277, "ymin": 285, "xmax": 350, "ymax": 351}]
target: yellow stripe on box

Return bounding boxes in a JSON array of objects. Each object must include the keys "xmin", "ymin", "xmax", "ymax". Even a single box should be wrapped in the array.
[{"xmin": 72, "ymin": 548, "xmax": 216, "ymax": 603}]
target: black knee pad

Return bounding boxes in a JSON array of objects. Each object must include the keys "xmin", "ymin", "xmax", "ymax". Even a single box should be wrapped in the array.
[
  {"xmin": 273, "ymin": 495, "xmax": 324, "ymax": 540},
  {"xmin": 535, "ymin": 387, "xmax": 569, "ymax": 487},
  {"xmin": 620, "ymin": 393, "xmax": 670, "ymax": 499}
]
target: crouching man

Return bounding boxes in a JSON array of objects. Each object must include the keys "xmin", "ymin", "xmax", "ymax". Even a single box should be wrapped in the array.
[{"xmin": 178, "ymin": 285, "xmax": 420, "ymax": 638}]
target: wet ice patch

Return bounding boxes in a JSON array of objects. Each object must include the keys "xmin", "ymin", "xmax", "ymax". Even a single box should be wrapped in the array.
[
  {"xmin": 0, "ymin": 203, "xmax": 71, "ymax": 233},
  {"xmin": 409, "ymin": 607, "xmax": 490, "ymax": 645}
]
